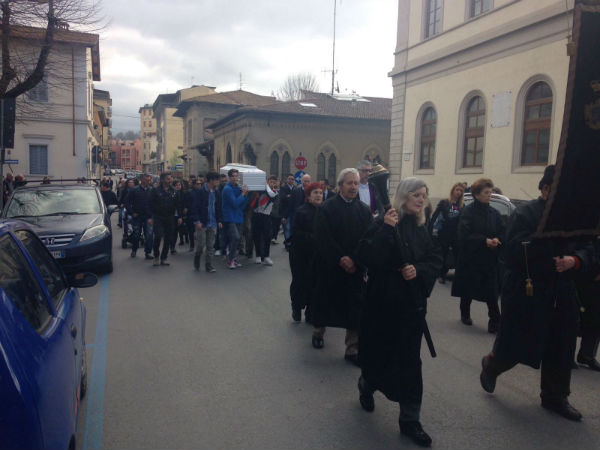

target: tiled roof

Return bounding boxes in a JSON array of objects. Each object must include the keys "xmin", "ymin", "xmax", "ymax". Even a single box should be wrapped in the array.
[
  {"xmin": 209, "ymin": 92, "xmax": 391, "ymax": 129},
  {"xmin": 174, "ymin": 90, "xmax": 276, "ymax": 117}
]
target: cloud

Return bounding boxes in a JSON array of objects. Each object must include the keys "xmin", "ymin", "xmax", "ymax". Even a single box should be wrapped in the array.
[{"xmin": 95, "ymin": 0, "xmax": 398, "ymax": 132}]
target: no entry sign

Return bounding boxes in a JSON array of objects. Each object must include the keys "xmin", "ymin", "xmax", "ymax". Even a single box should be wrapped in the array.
[{"xmin": 295, "ymin": 156, "xmax": 307, "ymax": 170}]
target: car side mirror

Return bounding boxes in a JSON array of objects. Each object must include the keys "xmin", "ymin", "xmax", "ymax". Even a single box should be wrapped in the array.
[
  {"xmin": 69, "ymin": 272, "xmax": 98, "ymax": 288},
  {"xmin": 107, "ymin": 205, "xmax": 119, "ymax": 215}
]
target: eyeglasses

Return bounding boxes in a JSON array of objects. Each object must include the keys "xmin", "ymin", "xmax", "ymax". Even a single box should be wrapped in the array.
[{"xmin": 359, "ymin": 169, "xmax": 372, "ymax": 173}]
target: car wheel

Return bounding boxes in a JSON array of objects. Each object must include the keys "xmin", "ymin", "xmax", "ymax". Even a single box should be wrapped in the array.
[{"xmin": 80, "ymin": 344, "xmax": 88, "ymax": 399}]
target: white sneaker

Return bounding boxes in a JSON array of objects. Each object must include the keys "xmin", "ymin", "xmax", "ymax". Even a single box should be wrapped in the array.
[
  {"xmin": 215, "ymin": 250, "xmax": 222, "ymax": 256},
  {"xmin": 263, "ymin": 257, "xmax": 273, "ymax": 266},
  {"xmin": 255, "ymin": 257, "xmax": 262, "ymax": 264}
]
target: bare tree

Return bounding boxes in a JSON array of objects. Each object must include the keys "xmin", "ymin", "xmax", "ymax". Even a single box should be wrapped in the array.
[
  {"xmin": 0, "ymin": 0, "xmax": 105, "ymax": 100},
  {"xmin": 277, "ymin": 72, "xmax": 320, "ymax": 101}
]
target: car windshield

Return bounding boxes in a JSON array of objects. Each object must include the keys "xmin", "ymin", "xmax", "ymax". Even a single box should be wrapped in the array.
[{"xmin": 5, "ymin": 189, "xmax": 102, "ymax": 218}]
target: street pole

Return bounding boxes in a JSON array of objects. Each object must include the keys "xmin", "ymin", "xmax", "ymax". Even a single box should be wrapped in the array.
[{"xmin": 1, "ymin": 97, "xmax": 5, "ymax": 210}]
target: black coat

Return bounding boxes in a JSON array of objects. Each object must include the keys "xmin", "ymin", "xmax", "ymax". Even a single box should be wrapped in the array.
[
  {"xmin": 451, "ymin": 198, "xmax": 505, "ymax": 302},
  {"xmin": 279, "ymin": 183, "xmax": 295, "ymax": 218},
  {"xmin": 576, "ymin": 237, "xmax": 600, "ymax": 331},
  {"xmin": 357, "ymin": 215, "xmax": 442, "ymax": 402},
  {"xmin": 149, "ymin": 185, "xmax": 183, "ymax": 219},
  {"xmin": 289, "ymin": 203, "xmax": 319, "ymax": 310},
  {"xmin": 493, "ymin": 198, "xmax": 588, "ymax": 369},
  {"xmin": 188, "ymin": 186, "xmax": 223, "ymax": 226},
  {"xmin": 287, "ymin": 186, "xmax": 305, "ymax": 219},
  {"xmin": 101, "ymin": 189, "xmax": 118, "ymax": 206},
  {"xmin": 125, "ymin": 185, "xmax": 152, "ymax": 218},
  {"xmin": 312, "ymin": 195, "xmax": 372, "ymax": 329}
]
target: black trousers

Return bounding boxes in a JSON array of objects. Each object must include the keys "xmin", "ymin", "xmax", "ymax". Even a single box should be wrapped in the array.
[
  {"xmin": 153, "ymin": 216, "xmax": 174, "ymax": 261},
  {"xmin": 461, "ymin": 297, "xmax": 500, "ymax": 322},
  {"xmin": 252, "ymin": 213, "xmax": 272, "ymax": 259}
]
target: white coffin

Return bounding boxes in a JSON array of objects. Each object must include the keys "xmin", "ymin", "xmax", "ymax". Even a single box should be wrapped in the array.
[{"xmin": 219, "ymin": 164, "xmax": 266, "ymax": 191}]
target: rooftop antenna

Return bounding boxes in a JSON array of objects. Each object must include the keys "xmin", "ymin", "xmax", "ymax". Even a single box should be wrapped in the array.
[{"xmin": 331, "ymin": 0, "xmax": 337, "ymax": 95}]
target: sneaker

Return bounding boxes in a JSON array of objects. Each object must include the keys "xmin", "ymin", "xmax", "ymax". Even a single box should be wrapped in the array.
[
  {"xmin": 263, "ymin": 257, "xmax": 273, "ymax": 266},
  {"xmin": 170, "ymin": 248, "xmax": 177, "ymax": 254},
  {"xmin": 255, "ymin": 257, "xmax": 262, "ymax": 264},
  {"xmin": 145, "ymin": 253, "xmax": 153, "ymax": 260},
  {"xmin": 160, "ymin": 260, "xmax": 170, "ymax": 266},
  {"xmin": 153, "ymin": 257, "xmax": 160, "ymax": 266},
  {"xmin": 228, "ymin": 260, "xmax": 236, "ymax": 270},
  {"xmin": 215, "ymin": 250, "xmax": 222, "ymax": 256},
  {"xmin": 206, "ymin": 264, "xmax": 216, "ymax": 273},
  {"xmin": 233, "ymin": 260, "xmax": 243, "ymax": 268}
]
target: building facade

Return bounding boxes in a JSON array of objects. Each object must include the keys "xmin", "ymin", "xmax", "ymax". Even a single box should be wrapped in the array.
[
  {"xmin": 209, "ymin": 92, "xmax": 391, "ymax": 182},
  {"xmin": 173, "ymin": 90, "xmax": 276, "ymax": 177},
  {"xmin": 150, "ymin": 85, "xmax": 216, "ymax": 174},
  {"xmin": 390, "ymin": 0, "xmax": 575, "ymax": 200},
  {"xmin": 119, "ymin": 139, "xmax": 142, "ymax": 171},
  {"xmin": 93, "ymin": 88, "xmax": 112, "ymax": 170},
  {"xmin": 139, "ymin": 104, "xmax": 157, "ymax": 173},
  {"xmin": 2, "ymin": 26, "xmax": 100, "ymax": 181}
]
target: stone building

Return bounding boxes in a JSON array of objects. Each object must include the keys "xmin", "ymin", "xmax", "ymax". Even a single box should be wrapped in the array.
[
  {"xmin": 390, "ymin": 0, "xmax": 575, "ymax": 200},
  {"xmin": 208, "ymin": 92, "xmax": 391, "ymax": 182},
  {"xmin": 139, "ymin": 104, "xmax": 157, "ymax": 173},
  {"xmin": 173, "ymin": 90, "xmax": 275, "ymax": 177}
]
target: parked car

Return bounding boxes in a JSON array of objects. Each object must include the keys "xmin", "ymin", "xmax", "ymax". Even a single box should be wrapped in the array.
[
  {"xmin": 1, "ymin": 183, "xmax": 117, "ymax": 274},
  {"xmin": 0, "ymin": 219, "xmax": 97, "ymax": 450},
  {"xmin": 463, "ymin": 192, "xmax": 516, "ymax": 224}
]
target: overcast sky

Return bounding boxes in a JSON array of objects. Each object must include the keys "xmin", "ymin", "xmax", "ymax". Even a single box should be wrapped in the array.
[{"xmin": 94, "ymin": 0, "xmax": 399, "ymax": 133}]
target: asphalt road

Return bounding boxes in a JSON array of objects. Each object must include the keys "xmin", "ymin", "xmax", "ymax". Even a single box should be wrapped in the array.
[{"xmin": 76, "ymin": 219, "xmax": 600, "ymax": 450}]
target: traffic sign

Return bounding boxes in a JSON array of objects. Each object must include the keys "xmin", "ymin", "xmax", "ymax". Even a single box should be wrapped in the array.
[
  {"xmin": 2, "ymin": 159, "xmax": 18, "ymax": 164},
  {"xmin": 295, "ymin": 155, "xmax": 307, "ymax": 170},
  {"xmin": 294, "ymin": 170, "xmax": 306, "ymax": 185}
]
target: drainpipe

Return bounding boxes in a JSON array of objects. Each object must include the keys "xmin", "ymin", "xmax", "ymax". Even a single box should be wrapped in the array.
[{"xmin": 72, "ymin": 47, "xmax": 76, "ymax": 157}]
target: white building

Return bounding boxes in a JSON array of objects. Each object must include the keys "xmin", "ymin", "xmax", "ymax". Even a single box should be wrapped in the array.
[
  {"xmin": 390, "ymin": 0, "xmax": 575, "ymax": 200},
  {"xmin": 3, "ymin": 26, "xmax": 100, "ymax": 181}
]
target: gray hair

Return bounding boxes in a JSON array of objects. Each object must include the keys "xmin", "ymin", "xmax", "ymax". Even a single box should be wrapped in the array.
[
  {"xmin": 392, "ymin": 177, "xmax": 429, "ymax": 226},
  {"xmin": 337, "ymin": 168, "xmax": 359, "ymax": 186},
  {"xmin": 357, "ymin": 160, "xmax": 372, "ymax": 170}
]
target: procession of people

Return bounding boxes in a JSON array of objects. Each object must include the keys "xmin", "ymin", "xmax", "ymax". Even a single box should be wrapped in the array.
[{"xmin": 94, "ymin": 159, "xmax": 600, "ymax": 448}]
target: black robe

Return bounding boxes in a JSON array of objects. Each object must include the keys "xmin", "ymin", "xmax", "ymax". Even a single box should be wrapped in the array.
[
  {"xmin": 493, "ymin": 198, "xmax": 588, "ymax": 369},
  {"xmin": 312, "ymin": 195, "xmax": 372, "ymax": 329},
  {"xmin": 576, "ymin": 238, "xmax": 600, "ymax": 333},
  {"xmin": 289, "ymin": 203, "xmax": 319, "ymax": 311},
  {"xmin": 451, "ymin": 198, "xmax": 505, "ymax": 302},
  {"xmin": 357, "ymin": 215, "xmax": 442, "ymax": 402}
]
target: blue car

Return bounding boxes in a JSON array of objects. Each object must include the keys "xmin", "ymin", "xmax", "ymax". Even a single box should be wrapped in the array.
[{"xmin": 0, "ymin": 219, "xmax": 96, "ymax": 450}]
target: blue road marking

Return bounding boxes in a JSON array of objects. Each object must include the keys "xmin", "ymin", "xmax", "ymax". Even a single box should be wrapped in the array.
[{"xmin": 83, "ymin": 275, "xmax": 110, "ymax": 450}]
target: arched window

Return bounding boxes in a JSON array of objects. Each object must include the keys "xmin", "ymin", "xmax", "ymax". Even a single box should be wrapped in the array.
[
  {"xmin": 270, "ymin": 151, "xmax": 279, "ymax": 178},
  {"xmin": 282, "ymin": 151, "xmax": 291, "ymax": 177},
  {"xmin": 226, "ymin": 144, "xmax": 232, "ymax": 164},
  {"xmin": 419, "ymin": 107, "xmax": 436, "ymax": 170},
  {"xmin": 327, "ymin": 154, "xmax": 337, "ymax": 182},
  {"xmin": 317, "ymin": 153, "xmax": 326, "ymax": 181},
  {"xmin": 463, "ymin": 96, "xmax": 485, "ymax": 168},
  {"xmin": 522, "ymin": 82, "xmax": 552, "ymax": 165}
]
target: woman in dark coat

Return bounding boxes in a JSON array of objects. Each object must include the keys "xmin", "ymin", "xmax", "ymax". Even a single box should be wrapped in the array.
[
  {"xmin": 289, "ymin": 182, "xmax": 324, "ymax": 323},
  {"xmin": 430, "ymin": 182, "xmax": 464, "ymax": 283},
  {"xmin": 357, "ymin": 178, "xmax": 442, "ymax": 448},
  {"xmin": 576, "ymin": 237, "xmax": 600, "ymax": 371},
  {"xmin": 451, "ymin": 178, "xmax": 505, "ymax": 332}
]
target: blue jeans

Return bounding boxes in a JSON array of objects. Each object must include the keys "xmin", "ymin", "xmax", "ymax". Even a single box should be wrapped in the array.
[
  {"xmin": 283, "ymin": 215, "xmax": 292, "ymax": 243},
  {"xmin": 224, "ymin": 222, "xmax": 242, "ymax": 262},
  {"xmin": 132, "ymin": 216, "xmax": 153, "ymax": 254}
]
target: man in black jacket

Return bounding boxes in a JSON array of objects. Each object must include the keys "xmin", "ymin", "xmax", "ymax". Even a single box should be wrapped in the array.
[
  {"xmin": 279, "ymin": 173, "xmax": 296, "ymax": 249},
  {"xmin": 149, "ymin": 172, "xmax": 183, "ymax": 266},
  {"xmin": 285, "ymin": 173, "xmax": 311, "ymax": 249},
  {"xmin": 100, "ymin": 181, "xmax": 118, "ymax": 207},
  {"xmin": 189, "ymin": 171, "xmax": 222, "ymax": 272},
  {"xmin": 126, "ymin": 174, "xmax": 154, "ymax": 259},
  {"xmin": 480, "ymin": 165, "xmax": 588, "ymax": 421}
]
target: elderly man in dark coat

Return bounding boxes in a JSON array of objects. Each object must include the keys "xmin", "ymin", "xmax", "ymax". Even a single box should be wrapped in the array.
[
  {"xmin": 311, "ymin": 168, "xmax": 372, "ymax": 364},
  {"xmin": 480, "ymin": 165, "xmax": 589, "ymax": 421}
]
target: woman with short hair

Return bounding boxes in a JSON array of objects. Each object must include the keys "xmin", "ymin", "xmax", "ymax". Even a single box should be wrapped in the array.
[
  {"xmin": 357, "ymin": 177, "xmax": 442, "ymax": 447},
  {"xmin": 451, "ymin": 178, "xmax": 505, "ymax": 332}
]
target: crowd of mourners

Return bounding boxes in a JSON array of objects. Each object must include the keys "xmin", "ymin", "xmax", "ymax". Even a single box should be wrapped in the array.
[{"xmin": 20, "ymin": 158, "xmax": 597, "ymax": 447}]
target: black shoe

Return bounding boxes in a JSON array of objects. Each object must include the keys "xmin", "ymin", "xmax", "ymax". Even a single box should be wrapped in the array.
[
  {"xmin": 399, "ymin": 421, "xmax": 432, "ymax": 447},
  {"xmin": 206, "ymin": 264, "xmax": 216, "ymax": 273},
  {"xmin": 358, "ymin": 376, "xmax": 375, "ymax": 412},
  {"xmin": 541, "ymin": 398, "xmax": 582, "ymax": 421},
  {"xmin": 461, "ymin": 315, "xmax": 473, "ymax": 326},
  {"xmin": 344, "ymin": 354, "xmax": 360, "ymax": 367},
  {"xmin": 577, "ymin": 354, "xmax": 600, "ymax": 371},
  {"xmin": 170, "ymin": 248, "xmax": 177, "ymax": 254},
  {"xmin": 130, "ymin": 249, "xmax": 137, "ymax": 258},
  {"xmin": 480, "ymin": 356, "xmax": 497, "ymax": 393},
  {"xmin": 160, "ymin": 260, "xmax": 170, "ymax": 266},
  {"xmin": 145, "ymin": 253, "xmax": 153, "ymax": 260},
  {"xmin": 193, "ymin": 255, "xmax": 200, "ymax": 271},
  {"xmin": 488, "ymin": 320, "xmax": 499, "ymax": 334},
  {"xmin": 292, "ymin": 308, "xmax": 301, "ymax": 322},
  {"xmin": 312, "ymin": 336, "xmax": 324, "ymax": 349}
]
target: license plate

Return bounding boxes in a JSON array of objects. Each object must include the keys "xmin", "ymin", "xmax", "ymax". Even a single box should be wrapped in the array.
[{"xmin": 51, "ymin": 250, "xmax": 65, "ymax": 259}]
